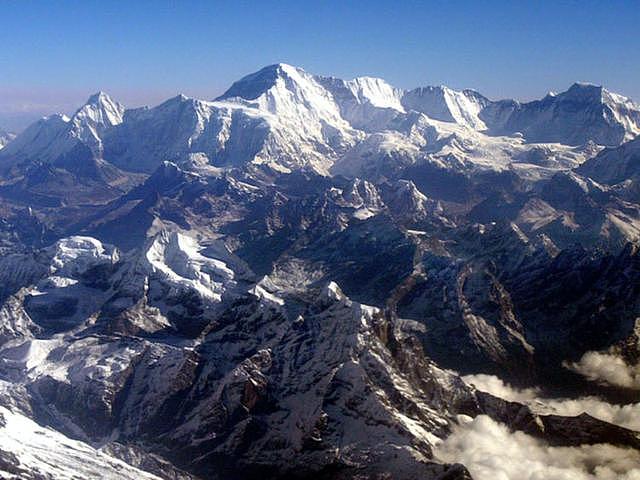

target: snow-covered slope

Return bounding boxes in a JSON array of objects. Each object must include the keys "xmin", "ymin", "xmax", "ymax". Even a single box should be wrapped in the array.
[
  {"xmin": 0, "ymin": 114, "xmax": 71, "ymax": 165},
  {"xmin": 315, "ymin": 74, "xmax": 405, "ymax": 131},
  {"xmin": 142, "ymin": 231, "xmax": 238, "ymax": 302},
  {"xmin": 0, "ymin": 404, "xmax": 163, "ymax": 480},
  {"xmin": 49, "ymin": 235, "xmax": 119, "ymax": 278},
  {"xmin": 0, "ymin": 130, "xmax": 15, "ymax": 150},
  {"xmin": 402, "ymin": 86, "xmax": 490, "ymax": 130}
]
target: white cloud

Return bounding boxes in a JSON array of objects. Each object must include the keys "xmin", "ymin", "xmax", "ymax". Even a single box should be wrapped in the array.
[
  {"xmin": 435, "ymin": 415, "xmax": 640, "ymax": 480},
  {"xmin": 463, "ymin": 374, "xmax": 640, "ymax": 431},
  {"xmin": 565, "ymin": 351, "xmax": 640, "ymax": 391}
]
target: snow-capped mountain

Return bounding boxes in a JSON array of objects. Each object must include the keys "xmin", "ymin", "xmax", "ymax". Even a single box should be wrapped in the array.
[
  {"xmin": 0, "ymin": 92, "xmax": 124, "ymax": 166},
  {"xmin": 2, "ymin": 64, "xmax": 638, "ymax": 181},
  {"xmin": 0, "ymin": 64, "xmax": 639, "ymax": 479},
  {"xmin": 482, "ymin": 82, "xmax": 640, "ymax": 145}
]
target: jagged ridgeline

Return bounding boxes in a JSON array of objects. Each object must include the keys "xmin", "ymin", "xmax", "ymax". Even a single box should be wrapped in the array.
[{"xmin": 0, "ymin": 64, "xmax": 639, "ymax": 480}]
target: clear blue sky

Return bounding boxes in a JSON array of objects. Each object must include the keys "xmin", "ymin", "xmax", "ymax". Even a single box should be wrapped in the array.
[{"xmin": 1, "ymin": 0, "xmax": 638, "ymax": 130}]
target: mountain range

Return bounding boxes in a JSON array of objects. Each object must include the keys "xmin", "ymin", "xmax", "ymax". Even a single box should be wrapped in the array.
[{"xmin": 0, "ymin": 64, "xmax": 639, "ymax": 480}]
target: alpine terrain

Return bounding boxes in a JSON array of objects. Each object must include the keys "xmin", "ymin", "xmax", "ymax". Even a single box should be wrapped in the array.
[{"xmin": 0, "ymin": 64, "xmax": 639, "ymax": 480}]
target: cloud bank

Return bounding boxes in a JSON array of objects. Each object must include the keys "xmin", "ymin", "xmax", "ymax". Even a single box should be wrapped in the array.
[
  {"xmin": 436, "ymin": 415, "xmax": 640, "ymax": 480},
  {"xmin": 462, "ymin": 373, "xmax": 640, "ymax": 431},
  {"xmin": 565, "ymin": 351, "xmax": 640, "ymax": 391}
]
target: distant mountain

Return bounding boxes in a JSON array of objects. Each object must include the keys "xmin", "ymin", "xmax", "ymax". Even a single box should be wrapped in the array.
[
  {"xmin": 0, "ymin": 92, "xmax": 124, "ymax": 165},
  {"xmin": 2, "ymin": 64, "xmax": 638, "ymax": 182},
  {"xmin": 482, "ymin": 82, "xmax": 640, "ymax": 145}
]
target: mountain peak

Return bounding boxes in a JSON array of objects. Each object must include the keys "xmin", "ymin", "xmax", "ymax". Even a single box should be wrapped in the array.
[
  {"xmin": 75, "ymin": 91, "xmax": 124, "ymax": 127},
  {"xmin": 216, "ymin": 63, "xmax": 305, "ymax": 101},
  {"xmin": 256, "ymin": 62, "xmax": 302, "ymax": 76},
  {"xmin": 86, "ymin": 91, "xmax": 113, "ymax": 105},
  {"xmin": 563, "ymin": 82, "xmax": 604, "ymax": 100},
  {"xmin": 162, "ymin": 93, "xmax": 192, "ymax": 105},
  {"xmin": 271, "ymin": 62, "xmax": 300, "ymax": 75},
  {"xmin": 569, "ymin": 81, "xmax": 601, "ymax": 90}
]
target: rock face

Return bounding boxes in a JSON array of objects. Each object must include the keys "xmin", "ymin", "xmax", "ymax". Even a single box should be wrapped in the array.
[{"xmin": 0, "ymin": 65, "xmax": 639, "ymax": 479}]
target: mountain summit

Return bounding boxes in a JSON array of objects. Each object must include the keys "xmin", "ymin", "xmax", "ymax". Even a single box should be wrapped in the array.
[{"xmin": 217, "ymin": 63, "xmax": 299, "ymax": 101}]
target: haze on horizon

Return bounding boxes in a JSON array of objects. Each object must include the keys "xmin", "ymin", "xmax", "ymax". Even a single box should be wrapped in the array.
[{"xmin": 2, "ymin": 0, "xmax": 638, "ymax": 131}]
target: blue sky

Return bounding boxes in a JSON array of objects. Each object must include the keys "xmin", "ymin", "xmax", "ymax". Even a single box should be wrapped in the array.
[{"xmin": 1, "ymin": 0, "xmax": 638, "ymax": 130}]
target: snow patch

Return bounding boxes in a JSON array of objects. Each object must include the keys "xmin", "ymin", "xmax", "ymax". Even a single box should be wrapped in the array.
[{"xmin": 144, "ymin": 231, "xmax": 236, "ymax": 302}]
